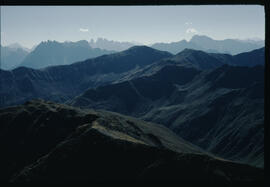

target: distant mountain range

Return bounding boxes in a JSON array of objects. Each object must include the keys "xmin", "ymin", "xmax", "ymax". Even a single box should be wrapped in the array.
[
  {"xmin": 19, "ymin": 40, "xmax": 116, "ymax": 69},
  {"xmin": 1, "ymin": 35, "xmax": 263, "ymax": 70},
  {"xmin": 151, "ymin": 35, "xmax": 264, "ymax": 55},
  {"xmin": 0, "ymin": 100, "xmax": 264, "ymax": 183},
  {"xmin": 88, "ymin": 35, "xmax": 264, "ymax": 55}
]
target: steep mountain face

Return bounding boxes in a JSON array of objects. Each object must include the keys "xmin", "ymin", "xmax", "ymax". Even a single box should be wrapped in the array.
[
  {"xmin": 19, "ymin": 40, "xmax": 115, "ymax": 69},
  {"xmin": 0, "ymin": 45, "xmax": 29, "ymax": 70},
  {"xmin": 89, "ymin": 38, "xmax": 141, "ymax": 51},
  {"xmin": 151, "ymin": 35, "xmax": 264, "ymax": 55},
  {"xmin": 0, "ymin": 100, "xmax": 263, "ymax": 183},
  {"xmin": 71, "ymin": 63, "xmax": 264, "ymax": 168},
  {"xmin": 0, "ymin": 46, "xmax": 172, "ymax": 108}
]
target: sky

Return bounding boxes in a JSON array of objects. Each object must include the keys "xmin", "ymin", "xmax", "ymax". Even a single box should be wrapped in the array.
[{"xmin": 0, "ymin": 5, "xmax": 265, "ymax": 49}]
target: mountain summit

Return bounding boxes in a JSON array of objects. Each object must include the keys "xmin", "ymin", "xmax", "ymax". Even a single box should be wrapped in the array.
[{"xmin": 19, "ymin": 40, "xmax": 115, "ymax": 69}]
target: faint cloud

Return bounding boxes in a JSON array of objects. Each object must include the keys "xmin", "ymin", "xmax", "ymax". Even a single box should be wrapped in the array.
[
  {"xmin": 79, "ymin": 28, "xmax": 89, "ymax": 32},
  {"xmin": 185, "ymin": 22, "xmax": 192, "ymax": 25},
  {"xmin": 186, "ymin": 28, "xmax": 198, "ymax": 34}
]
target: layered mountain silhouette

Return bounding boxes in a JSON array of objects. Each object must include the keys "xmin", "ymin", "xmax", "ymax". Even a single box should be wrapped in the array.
[
  {"xmin": 2, "ymin": 35, "xmax": 263, "ymax": 70},
  {"xmin": 151, "ymin": 35, "xmax": 264, "ymax": 55},
  {"xmin": 71, "ymin": 54, "xmax": 264, "ymax": 167},
  {"xmin": 0, "ymin": 46, "xmax": 265, "ymax": 167},
  {"xmin": 19, "ymin": 40, "xmax": 115, "ymax": 69},
  {"xmin": 0, "ymin": 46, "xmax": 264, "ymax": 108},
  {"xmin": 0, "ymin": 100, "xmax": 264, "ymax": 183},
  {"xmin": 0, "ymin": 45, "xmax": 29, "ymax": 70},
  {"xmin": 0, "ymin": 46, "xmax": 172, "ymax": 107}
]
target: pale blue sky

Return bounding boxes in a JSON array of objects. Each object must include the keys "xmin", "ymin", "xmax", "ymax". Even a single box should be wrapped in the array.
[{"xmin": 0, "ymin": 5, "xmax": 265, "ymax": 48}]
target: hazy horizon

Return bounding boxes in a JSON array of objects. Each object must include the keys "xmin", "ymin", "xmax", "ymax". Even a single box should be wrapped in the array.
[{"xmin": 0, "ymin": 5, "xmax": 265, "ymax": 49}]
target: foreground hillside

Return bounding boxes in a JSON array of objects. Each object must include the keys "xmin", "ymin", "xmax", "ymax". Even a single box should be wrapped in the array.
[{"xmin": 0, "ymin": 100, "xmax": 263, "ymax": 183}]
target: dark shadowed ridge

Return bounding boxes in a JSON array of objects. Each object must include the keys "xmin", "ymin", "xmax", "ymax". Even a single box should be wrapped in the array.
[
  {"xmin": 109, "ymin": 47, "xmax": 264, "ymax": 84},
  {"xmin": 0, "ymin": 100, "xmax": 264, "ymax": 183}
]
